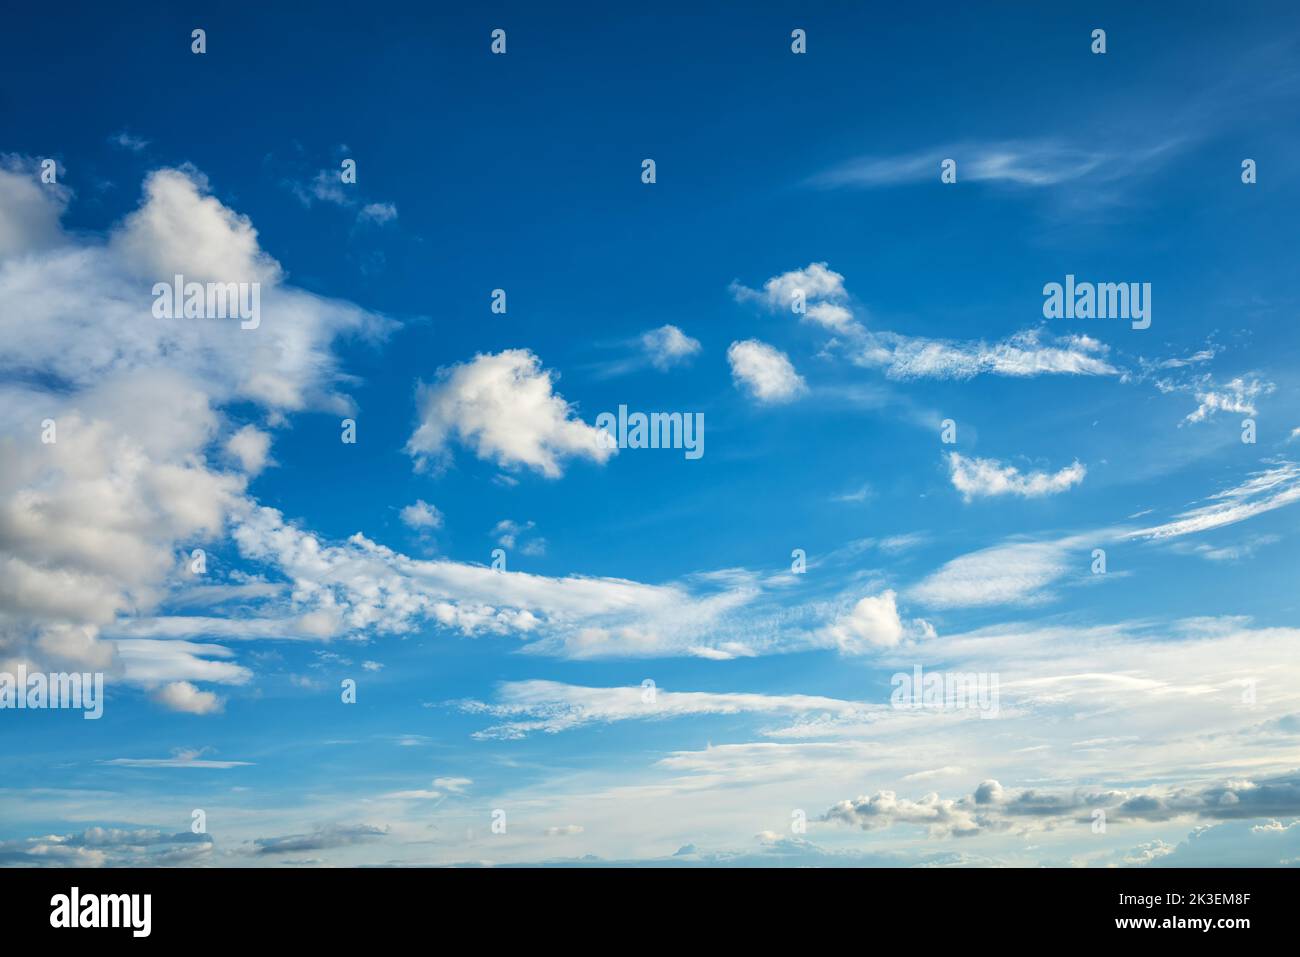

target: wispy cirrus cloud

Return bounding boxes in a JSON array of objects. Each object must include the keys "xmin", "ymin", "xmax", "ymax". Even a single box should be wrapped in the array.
[
  {"xmin": 459, "ymin": 679, "xmax": 879, "ymax": 740},
  {"xmin": 807, "ymin": 138, "xmax": 1185, "ymax": 191}
]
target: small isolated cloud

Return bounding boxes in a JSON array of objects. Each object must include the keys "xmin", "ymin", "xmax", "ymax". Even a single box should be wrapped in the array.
[
  {"xmin": 225, "ymin": 424, "xmax": 273, "ymax": 475},
  {"xmin": 731, "ymin": 262, "xmax": 859, "ymax": 333},
  {"xmin": 151, "ymin": 680, "xmax": 224, "ymax": 715},
  {"xmin": 433, "ymin": 776, "xmax": 472, "ymax": 793},
  {"xmin": 727, "ymin": 339, "xmax": 807, "ymax": 404},
  {"xmin": 359, "ymin": 202, "xmax": 398, "ymax": 225},
  {"xmin": 492, "ymin": 519, "xmax": 545, "ymax": 555},
  {"xmin": 406, "ymin": 349, "xmax": 615, "ymax": 478},
  {"xmin": 544, "ymin": 825, "xmax": 585, "ymax": 836},
  {"xmin": 109, "ymin": 131, "xmax": 150, "ymax": 152},
  {"xmin": 399, "ymin": 499, "xmax": 443, "ymax": 530},
  {"xmin": 824, "ymin": 590, "xmax": 932, "ymax": 653},
  {"xmin": 946, "ymin": 452, "xmax": 1085, "ymax": 502},
  {"xmin": 640, "ymin": 324, "xmax": 701, "ymax": 370}
]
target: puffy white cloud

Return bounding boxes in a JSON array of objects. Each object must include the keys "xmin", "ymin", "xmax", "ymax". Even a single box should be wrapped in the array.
[
  {"xmin": 405, "ymin": 349, "xmax": 614, "ymax": 478},
  {"xmin": 225, "ymin": 425, "xmax": 272, "ymax": 475},
  {"xmin": 731, "ymin": 262, "xmax": 860, "ymax": 333},
  {"xmin": 0, "ymin": 157, "xmax": 70, "ymax": 258},
  {"xmin": 727, "ymin": 339, "xmax": 807, "ymax": 403},
  {"xmin": 399, "ymin": 499, "xmax": 443, "ymax": 530},
  {"xmin": 640, "ymin": 324, "xmax": 701, "ymax": 369},
  {"xmin": 946, "ymin": 452, "xmax": 1085, "ymax": 501},
  {"xmin": 0, "ymin": 163, "xmax": 392, "ymax": 689},
  {"xmin": 151, "ymin": 680, "xmax": 224, "ymax": 714},
  {"xmin": 824, "ymin": 590, "xmax": 915, "ymax": 652}
]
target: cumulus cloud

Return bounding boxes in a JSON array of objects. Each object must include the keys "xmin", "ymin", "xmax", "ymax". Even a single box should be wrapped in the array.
[
  {"xmin": 405, "ymin": 349, "xmax": 615, "ymax": 478},
  {"xmin": 225, "ymin": 425, "xmax": 273, "ymax": 475},
  {"xmin": 399, "ymin": 499, "xmax": 443, "ymax": 530},
  {"xmin": 731, "ymin": 262, "xmax": 860, "ymax": 333},
  {"xmin": 0, "ymin": 162, "xmax": 391, "ymax": 693},
  {"xmin": 151, "ymin": 680, "xmax": 224, "ymax": 714},
  {"xmin": 640, "ymin": 324, "xmax": 701, "ymax": 370},
  {"xmin": 727, "ymin": 340, "xmax": 807, "ymax": 403},
  {"xmin": 0, "ymin": 827, "xmax": 212, "ymax": 867},
  {"xmin": 823, "ymin": 590, "xmax": 932, "ymax": 653},
  {"xmin": 946, "ymin": 452, "xmax": 1086, "ymax": 501},
  {"xmin": 824, "ymin": 771, "xmax": 1300, "ymax": 839}
]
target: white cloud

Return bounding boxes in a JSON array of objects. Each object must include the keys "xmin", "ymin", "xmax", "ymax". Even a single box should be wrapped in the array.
[
  {"xmin": 856, "ymin": 329, "xmax": 1117, "ymax": 380},
  {"xmin": 225, "ymin": 425, "xmax": 273, "ymax": 475},
  {"xmin": 809, "ymin": 139, "xmax": 1180, "ymax": 190},
  {"xmin": 1184, "ymin": 374, "xmax": 1274, "ymax": 423},
  {"xmin": 0, "ymin": 163, "xmax": 391, "ymax": 688},
  {"xmin": 359, "ymin": 202, "xmax": 398, "ymax": 224},
  {"xmin": 461, "ymin": 679, "xmax": 878, "ymax": 739},
  {"xmin": 544, "ymin": 825, "xmax": 584, "ymax": 836},
  {"xmin": 640, "ymin": 324, "xmax": 701, "ymax": 370},
  {"xmin": 0, "ymin": 157, "xmax": 71, "ymax": 258},
  {"xmin": 109, "ymin": 131, "xmax": 150, "ymax": 152},
  {"xmin": 151, "ymin": 680, "xmax": 224, "ymax": 714},
  {"xmin": 730, "ymin": 262, "xmax": 860, "ymax": 333},
  {"xmin": 946, "ymin": 452, "xmax": 1086, "ymax": 501},
  {"xmin": 909, "ymin": 540, "xmax": 1076, "ymax": 609},
  {"xmin": 406, "ymin": 349, "xmax": 615, "ymax": 478},
  {"xmin": 824, "ymin": 590, "xmax": 912, "ymax": 652},
  {"xmin": 399, "ymin": 500, "xmax": 443, "ymax": 530},
  {"xmin": 727, "ymin": 340, "xmax": 807, "ymax": 404},
  {"xmin": 1128, "ymin": 462, "xmax": 1300, "ymax": 540}
]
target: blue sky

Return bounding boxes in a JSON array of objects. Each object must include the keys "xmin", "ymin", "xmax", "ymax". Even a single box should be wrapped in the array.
[{"xmin": 3, "ymin": 1, "xmax": 1300, "ymax": 867}]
